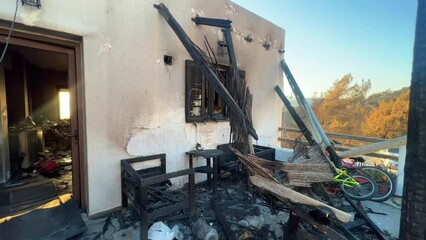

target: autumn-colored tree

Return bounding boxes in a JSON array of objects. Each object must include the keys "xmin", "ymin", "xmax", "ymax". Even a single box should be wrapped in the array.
[
  {"xmin": 311, "ymin": 74, "xmax": 371, "ymax": 135},
  {"xmin": 363, "ymin": 89, "xmax": 410, "ymax": 139}
]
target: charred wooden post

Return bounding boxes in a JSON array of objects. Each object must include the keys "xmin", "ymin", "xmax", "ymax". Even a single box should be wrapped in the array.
[
  {"xmin": 275, "ymin": 85, "xmax": 316, "ymax": 146},
  {"xmin": 280, "ymin": 60, "xmax": 341, "ymax": 167},
  {"xmin": 345, "ymin": 197, "xmax": 387, "ymax": 240},
  {"xmin": 192, "ymin": 16, "xmax": 255, "ymax": 154},
  {"xmin": 293, "ymin": 206, "xmax": 348, "ymax": 240},
  {"xmin": 249, "ymin": 174, "xmax": 353, "ymax": 224},
  {"xmin": 211, "ymin": 199, "xmax": 237, "ymax": 240},
  {"xmin": 154, "ymin": 3, "xmax": 258, "ymax": 141},
  {"xmin": 284, "ymin": 212, "xmax": 300, "ymax": 239}
]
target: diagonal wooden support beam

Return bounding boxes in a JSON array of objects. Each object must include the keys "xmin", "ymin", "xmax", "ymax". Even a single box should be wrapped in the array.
[
  {"xmin": 338, "ymin": 135, "xmax": 406, "ymax": 158},
  {"xmin": 249, "ymin": 174, "xmax": 353, "ymax": 223},
  {"xmin": 154, "ymin": 3, "xmax": 258, "ymax": 140}
]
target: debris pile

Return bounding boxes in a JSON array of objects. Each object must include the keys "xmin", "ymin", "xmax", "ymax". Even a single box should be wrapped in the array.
[
  {"xmin": 7, "ymin": 116, "xmax": 72, "ymax": 194},
  {"xmin": 241, "ymin": 144, "xmax": 335, "ymax": 187},
  {"xmin": 107, "ymin": 4, "xmax": 396, "ymax": 240},
  {"xmin": 78, "ymin": 180, "xmax": 292, "ymax": 240}
]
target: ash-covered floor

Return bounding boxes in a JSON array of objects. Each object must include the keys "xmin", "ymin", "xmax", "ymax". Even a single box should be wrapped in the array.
[
  {"xmin": 71, "ymin": 178, "xmax": 401, "ymax": 240},
  {"xmin": 73, "ymin": 178, "xmax": 290, "ymax": 240}
]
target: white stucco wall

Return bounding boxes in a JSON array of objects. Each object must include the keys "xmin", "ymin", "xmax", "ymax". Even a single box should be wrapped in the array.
[{"xmin": 1, "ymin": 0, "xmax": 284, "ymax": 216}]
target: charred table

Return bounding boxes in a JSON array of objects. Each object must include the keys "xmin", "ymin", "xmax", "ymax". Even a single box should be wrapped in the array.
[{"xmin": 186, "ymin": 149, "xmax": 223, "ymax": 223}]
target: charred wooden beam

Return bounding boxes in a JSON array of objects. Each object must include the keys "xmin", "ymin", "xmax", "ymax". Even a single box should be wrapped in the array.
[
  {"xmin": 154, "ymin": 3, "xmax": 258, "ymax": 140},
  {"xmin": 279, "ymin": 127, "xmax": 384, "ymax": 143},
  {"xmin": 280, "ymin": 60, "xmax": 341, "ymax": 167},
  {"xmin": 293, "ymin": 206, "xmax": 348, "ymax": 240},
  {"xmin": 243, "ymin": 150, "xmax": 335, "ymax": 187},
  {"xmin": 344, "ymin": 197, "xmax": 387, "ymax": 240},
  {"xmin": 249, "ymin": 174, "xmax": 353, "ymax": 223},
  {"xmin": 192, "ymin": 16, "xmax": 255, "ymax": 154},
  {"xmin": 284, "ymin": 212, "xmax": 300, "ymax": 239},
  {"xmin": 339, "ymin": 135, "xmax": 406, "ymax": 158},
  {"xmin": 275, "ymin": 85, "xmax": 316, "ymax": 145},
  {"xmin": 211, "ymin": 199, "xmax": 237, "ymax": 240},
  {"xmin": 337, "ymin": 224, "xmax": 360, "ymax": 240}
]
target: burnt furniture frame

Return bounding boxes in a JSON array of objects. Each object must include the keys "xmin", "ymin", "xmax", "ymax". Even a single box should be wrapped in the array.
[
  {"xmin": 121, "ymin": 154, "xmax": 195, "ymax": 240},
  {"xmin": 185, "ymin": 149, "xmax": 223, "ymax": 199}
]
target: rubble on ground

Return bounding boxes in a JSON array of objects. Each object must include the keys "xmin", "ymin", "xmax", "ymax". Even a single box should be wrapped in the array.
[{"xmin": 73, "ymin": 176, "xmax": 399, "ymax": 240}]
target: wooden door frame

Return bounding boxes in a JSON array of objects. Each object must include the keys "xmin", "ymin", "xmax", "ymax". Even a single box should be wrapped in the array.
[{"xmin": 0, "ymin": 25, "xmax": 87, "ymax": 210}]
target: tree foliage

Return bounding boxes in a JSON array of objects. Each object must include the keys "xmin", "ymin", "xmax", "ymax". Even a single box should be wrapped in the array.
[
  {"xmin": 363, "ymin": 89, "xmax": 410, "ymax": 139},
  {"xmin": 311, "ymin": 74, "xmax": 409, "ymax": 139},
  {"xmin": 311, "ymin": 74, "xmax": 371, "ymax": 135}
]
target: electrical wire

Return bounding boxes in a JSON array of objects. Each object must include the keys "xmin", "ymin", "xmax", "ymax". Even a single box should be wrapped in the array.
[{"xmin": 0, "ymin": 0, "xmax": 19, "ymax": 64}]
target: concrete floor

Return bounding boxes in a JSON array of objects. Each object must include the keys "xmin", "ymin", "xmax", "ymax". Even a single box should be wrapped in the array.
[{"xmin": 361, "ymin": 197, "xmax": 402, "ymax": 239}]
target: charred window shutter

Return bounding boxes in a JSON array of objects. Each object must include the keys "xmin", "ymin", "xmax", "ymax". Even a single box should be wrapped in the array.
[
  {"xmin": 185, "ymin": 60, "xmax": 205, "ymax": 122},
  {"xmin": 185, "ymin": 60, "xmax": 245, "ymax": 122}
]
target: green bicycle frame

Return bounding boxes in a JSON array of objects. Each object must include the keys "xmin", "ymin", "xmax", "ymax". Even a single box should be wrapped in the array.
[{"xmin": 334, "ymin": 168, "xmax": 360, "ymax": 187}]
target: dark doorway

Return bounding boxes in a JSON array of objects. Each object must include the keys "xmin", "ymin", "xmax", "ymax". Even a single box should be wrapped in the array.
[{"xmin": 0, "ymin": 28, "xmax": 85, "ymax": 209}]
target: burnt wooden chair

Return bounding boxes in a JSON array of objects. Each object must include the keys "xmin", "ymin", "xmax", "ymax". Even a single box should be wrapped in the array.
[{"xmin": 121, "ymin": 154, "xmax": 195, "ymax": 240}]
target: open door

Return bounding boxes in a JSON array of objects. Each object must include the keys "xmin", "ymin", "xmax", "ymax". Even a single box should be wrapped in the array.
[{"xmin": 0, "ymin": 29, "xmax": 85, "ymax": 209}]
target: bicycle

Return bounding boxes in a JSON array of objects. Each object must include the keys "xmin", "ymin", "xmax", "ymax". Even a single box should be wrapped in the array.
[
  {"xmin": 342, "ymin": 157, "xmax": 396, "ymax": 202},
  {"xmin": 333, "ymin": 167, "xmax": 378, "ymax": 200}
]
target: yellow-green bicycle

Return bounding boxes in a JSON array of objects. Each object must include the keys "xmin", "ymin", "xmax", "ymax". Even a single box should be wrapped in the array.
[{"xmin": 333, "ymin": 167, "xmax": 378, "ymax": 200}]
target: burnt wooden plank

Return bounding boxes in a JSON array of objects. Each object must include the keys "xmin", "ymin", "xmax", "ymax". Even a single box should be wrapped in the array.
[
  {"xmin": 249, "ymin": 174, "xmax": 353, "ymax": 223},
  {"xmin": 284, "ymin": 212, "xmax": 300, "ymax": 239},
  {"xmin": 211, "ymin": 199, "xmax": 237, "ymax": 240},
  {"xmin": 140, "ymin": 168, "xmax": 194, "ymax": 185},
  {"xmin": 294, "ymin": 206, "xmax": 348, "ymax": 240}
]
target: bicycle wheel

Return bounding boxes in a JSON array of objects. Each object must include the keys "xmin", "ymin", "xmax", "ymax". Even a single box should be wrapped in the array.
[
  {"xmin": 360, "ymin": 166, "xmax": 395, "ymax": 201},
  {"xmin": 340, "ymin": 174, "xmax": 378, "ymax": 200}
]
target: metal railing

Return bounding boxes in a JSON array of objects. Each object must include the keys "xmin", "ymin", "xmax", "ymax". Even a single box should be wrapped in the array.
[{"xmin": 278, "ymin": 127, "xmax": 403, "ymax": 160}]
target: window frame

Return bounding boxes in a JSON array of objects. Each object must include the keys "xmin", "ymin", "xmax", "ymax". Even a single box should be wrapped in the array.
[{"xmin": 185, "ymin": 60, "xmax": 245, "ymax": 123}]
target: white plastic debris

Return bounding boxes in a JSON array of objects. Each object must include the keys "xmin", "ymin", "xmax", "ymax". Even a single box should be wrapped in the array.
[{"xmin": 147, "ymin": 221, "xmax": 183, "ymax": 240}]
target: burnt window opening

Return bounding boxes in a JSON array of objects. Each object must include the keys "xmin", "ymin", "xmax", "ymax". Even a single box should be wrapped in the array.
[{"xmin": 185, "ymin": 60, "xmax": 245, "ymax": 123}]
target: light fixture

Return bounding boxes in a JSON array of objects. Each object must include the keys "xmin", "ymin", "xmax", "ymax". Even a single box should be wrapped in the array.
[
  {"xmin": 21, "ymin": 0, "xmax": 41, "ymax": 9},
  {"xmin": 59, "ymin": 90, "xmax": 70, "ymax": 120}
]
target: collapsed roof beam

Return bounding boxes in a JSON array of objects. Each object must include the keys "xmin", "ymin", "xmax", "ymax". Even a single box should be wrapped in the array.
[
  {"xmin": 154, "ymin": 3, "xmax": 258, "ymax": 140},
  {"xmin": 191, "ymin": 17, "xmax": 238, "ymax": 78},
  {"xmin": 191, "ymin": 17, "xmax": 232, "ymax": 29},
  {"xmin": 274, "ymin": 85, "xmax": 316, "ymax": 146},
  {"xmin": 280, "ymin": 60, "xmax": 341, "ymax": 166},
  {"xmin": 192, "ymin": 16, "xmax": 249, "ymax": 117}
]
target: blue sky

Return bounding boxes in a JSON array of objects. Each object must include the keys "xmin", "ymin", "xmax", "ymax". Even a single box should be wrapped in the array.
[{"xmin": 232, "ymin": 0, "xmax": 417, "ymax": 97}]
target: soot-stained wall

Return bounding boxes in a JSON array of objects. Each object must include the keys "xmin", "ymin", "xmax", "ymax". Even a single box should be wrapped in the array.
[{"xmin": 0, "ymin": 0, "xmax": 285, "ymax": 215}]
